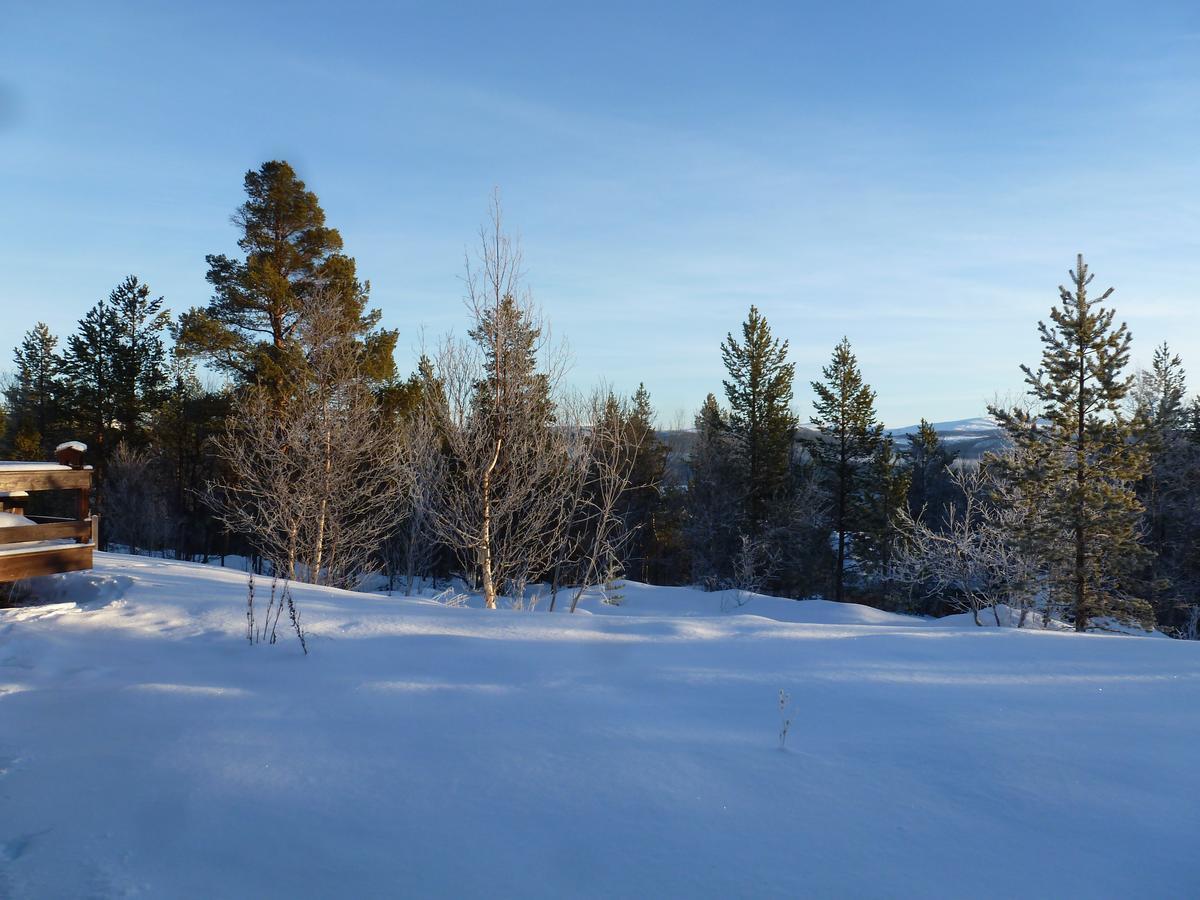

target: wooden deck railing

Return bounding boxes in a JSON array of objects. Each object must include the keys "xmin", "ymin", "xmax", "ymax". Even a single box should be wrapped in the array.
[{"xmin": 0, "ymin": 458, "xmax": 97, "ymax": 582}]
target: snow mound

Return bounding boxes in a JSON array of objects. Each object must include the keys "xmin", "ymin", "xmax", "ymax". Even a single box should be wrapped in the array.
[
  {"xmin": 573, "ymin": 581, "xmax": 923, "ymax": 625},
  {"xmin": 4, "ymin": 569, "xmax": 133, "ymax": 610}
]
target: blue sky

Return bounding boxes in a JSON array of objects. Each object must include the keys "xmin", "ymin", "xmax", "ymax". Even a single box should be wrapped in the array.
[{"xmin": 3, "ymin": 1, "xmax": 1199, "ymax": 426}]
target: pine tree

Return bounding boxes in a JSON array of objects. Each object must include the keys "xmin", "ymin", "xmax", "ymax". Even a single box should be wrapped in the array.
[
  {"xmin": 621, "ymin": 383, "xmax": 671, "ymax": 582},
  {"xmin": 176, "ymin": 160, "xmax": 397, "ymax": 397},
  {"xmin": 684, "ymin": 393, "xmax": 744, "ymax": 588},
  {"xmin": 3, "ymin": 323, "xmax": 63, "ymax": 458},
  {"xmin": 905, "ymin": 419, "xmax": 960, "ymax": 528},
  {"xmin": 859, "ymin": 435, "xmax": 911, "ymax": 603},
  {"xmin": 720, "ymin": 306, "xmax": 797, "ymax": 534},
  {"xmin": 989, "ymin": 255, "xmax": 1150, "ymax": 631},
  {"xmin": 809, "ymin": 337, "xmax": 883, "ymax": 603},
  {"xmin": 468, "ymin": 293, "xmax": 553, "ymax": 428}
]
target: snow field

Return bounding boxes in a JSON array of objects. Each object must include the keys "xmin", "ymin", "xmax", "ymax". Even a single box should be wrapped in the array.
[{"xmin": 1, "ymin": 553, "xmax": 1198, "ymax": 898}]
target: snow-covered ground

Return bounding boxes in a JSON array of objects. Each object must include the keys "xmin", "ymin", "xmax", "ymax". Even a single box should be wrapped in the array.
[{"xmin": 2, "ymin": 554, "xmax": 1198, "ymax": 898}]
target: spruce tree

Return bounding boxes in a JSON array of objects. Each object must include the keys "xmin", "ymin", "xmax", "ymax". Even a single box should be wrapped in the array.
[
  {"xmin": 990, "ymin": 255, "xmax": 1150, "ymax": 631},
  {"xmin": 621, "ymin": 383, "xmax": 671, "ymax": 582},
  {"xmin": 177, "ymin": 160, "xmax": 397, "ymax": 397},
  {"xmin": 60, "ymin": 277, "xmax": 173, "ymax": 468},
  {"xmin": 1136, "ymin": 343, "xmax": 1187, "ymax": 429},
  {"xmin": 107, "ymin": 275, "xmax": 172, "ymax": 444},
  {"xmin": 3, "ymin": 323, "xmax": 63, "ymax": 458},
  {"xmin": 468, "ymin": 293, "xmax": 553, "ymax": 428},
  {"xmin": 61, "ymin": 298, "xmax": 120, "ymax": 469},
  {"xmin": 1130, "ymin": 343, "xmax": 1200, "ymax": 627},
  {"xmin": 720, "ymin": 306, "xmax": 797, "ymax": 534},
  {"xmin": 809, "ymin": 337, "xmax": 883, "ymax": 603},
  {"xmin": 860, "ymin": 434, "xmax": 911, "ymax": 603}
]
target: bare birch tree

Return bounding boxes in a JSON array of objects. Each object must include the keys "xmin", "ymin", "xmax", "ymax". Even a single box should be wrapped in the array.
[
  {"xmin": 104, "ymin": 442, "xmax": 173, "ymax": 556},
  {"xmin": 565, "ymin": 390, "xmax": 646, "ymax": 612},
  {"xmin": 206, "ymin": 293, "xmax": 405, "ymax": 588},
  {"xmin": 419, "ymin": 194, "xmax": 579, "ymax": 608},
  {"xmin": 390, "ymin": 408, "xmax": 444, "ymax": 595}
]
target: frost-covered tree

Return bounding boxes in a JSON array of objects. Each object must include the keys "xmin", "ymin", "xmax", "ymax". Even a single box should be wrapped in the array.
[
  {"xmin": 419, "ymin": 195, "xmax": 583, "ymax": 608},
  {"xmin": 893, "ymin": 465, "xmax": 1038, "ymax": 626},
  {"xmin": 1130, "ymin": 344, "xmax": 1200, "ymax": 630},
  {"xmin": 207, "ymin": 293, "xmax": 405, "ymax": 588},
  {"xmin": 989, "ymin": 255, "xmax": 1150, "ymax": 631}
]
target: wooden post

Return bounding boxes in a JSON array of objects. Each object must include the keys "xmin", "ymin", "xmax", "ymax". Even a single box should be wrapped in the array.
[{"xmin": 55, "ymin": 441, "xmax": 88, "ymax": 468}]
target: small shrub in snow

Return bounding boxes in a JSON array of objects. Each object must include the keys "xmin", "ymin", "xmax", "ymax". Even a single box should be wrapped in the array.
[
  {"xmin": 286, "ymin": 583, "xmax": 308, "ymax": 656},
  {"xmin": 245, "ymin": 573, "xmax": 307, "ymax": 654},
  {"xmin": 431, "ymin": 587, "xmax": 471, "ymax": 608},
  {"xmin": 600, "ymin": 579, "xmax": 624, "ymax": 606},
  {"xmin": 778, "ymin": 689, "xmax": 794, "ymax": 750}
]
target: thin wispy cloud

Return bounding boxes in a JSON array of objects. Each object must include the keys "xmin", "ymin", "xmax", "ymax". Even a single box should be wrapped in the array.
[{"xmin": 2, "ymin": 1, "xmax": 1198, "ymax": 425}]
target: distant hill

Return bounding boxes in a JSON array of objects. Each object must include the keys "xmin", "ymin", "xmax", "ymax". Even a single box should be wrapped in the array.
[
  {"xmin": 658, "ymin": 415, "xmax": 1007, "ymax": 481},
  {"xmin": 886, "ymin": 416, "xmax": 1008, "ymax": 462}
]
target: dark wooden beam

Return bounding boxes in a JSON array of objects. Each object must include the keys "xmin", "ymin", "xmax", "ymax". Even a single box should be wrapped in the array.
[
  {"xmin": 0, "ymin": 545, "xmax": 93, "ymax": 582},
  {"xmin": 0, "ymin": 520, "xmax": 93, "ymax": 545},
  {"xmin": 0, "ymin": 469, "xmax": 93, "ymax": 493}
]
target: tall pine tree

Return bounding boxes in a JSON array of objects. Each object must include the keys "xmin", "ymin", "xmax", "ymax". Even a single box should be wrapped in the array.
[
  {"xmin": 809, "ymin": 337, "xmax": 883, "ymax": 603},
  {"xmin": 990, "ymin": 255, "xmax": 1150, "ymax": 631},
  {"xmin": 720, "ymin": 306, "xmax": 797, "ymax": 534},
  {"xmin": 177, "ymin": 160, "xmax": 397, "ymax": 398}
]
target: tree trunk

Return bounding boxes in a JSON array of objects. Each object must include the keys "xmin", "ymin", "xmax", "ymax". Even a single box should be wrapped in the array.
[
  {"xmin": 1075, "ymin": 345, "xmax": 1088, "ymax": 632},
  {"xmin": 480, "ymin": 438, "xmax": 502, "ymax": 609},
  {"xmin": 312, "ymin": 419, "xmax": 333, "ymax": 585},
  {"xmin": 835, "ymin": 433, "xmax": 848, "ymax": 603}
]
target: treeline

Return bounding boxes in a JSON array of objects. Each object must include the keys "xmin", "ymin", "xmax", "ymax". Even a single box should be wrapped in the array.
[
  {"xmin": 3, "ymin": 160, "xmax": 1199, "ymax": 635},
  {"xmin": 681, "ymin": 259, "xmax": 1200, "ymax": 637}
]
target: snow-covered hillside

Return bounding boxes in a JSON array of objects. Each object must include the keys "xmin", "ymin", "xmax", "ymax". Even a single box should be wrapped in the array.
[
  {"xmin": 2, "ymin": 554, "xmax": 1198, "ymax": 898},
  {"xmin": 886, "ymin": 416, "xmax": 1008, "ymax": 460}
]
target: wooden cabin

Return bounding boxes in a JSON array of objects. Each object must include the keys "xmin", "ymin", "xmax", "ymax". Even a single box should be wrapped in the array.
[{"xmin": 0, "ymin": 442, "xmax": 97, "ymax": 582}]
